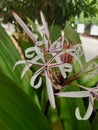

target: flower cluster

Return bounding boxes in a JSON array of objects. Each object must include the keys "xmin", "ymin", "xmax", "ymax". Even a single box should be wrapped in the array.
[{"xmin": 13, "ymin": 11, "xmax": 98, "ymax": 120}]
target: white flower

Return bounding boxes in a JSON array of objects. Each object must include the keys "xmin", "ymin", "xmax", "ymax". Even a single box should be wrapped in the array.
[
  {"xmin": 56, "ymin": 84, "xmax": 98, "ymax": 120},
  {"xmin": 13, "ymin": 11, "xmax": 84, "ymax": 110},
  {"xmin": 13, "ymin": 43, "xmax": 73, "ymax": 108}
]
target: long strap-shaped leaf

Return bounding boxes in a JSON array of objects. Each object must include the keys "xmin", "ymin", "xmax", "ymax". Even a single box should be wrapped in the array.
[
  {"xmin": 0, "ymin": 71, "xmax": 52, "ymax": 130},
  {"xmin": 0, "ymin": 25, "xmax": 30, "ymax": 93}
]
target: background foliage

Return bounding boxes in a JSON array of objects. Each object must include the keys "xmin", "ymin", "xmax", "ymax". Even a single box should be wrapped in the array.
[{"xmin": 0, "ymin": 0, "xmax": 97, "ymax": 28}]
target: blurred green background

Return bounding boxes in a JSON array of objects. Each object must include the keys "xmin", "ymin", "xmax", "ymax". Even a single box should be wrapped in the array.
[{"xmin": 0, "ymin": 0, "xmax": 98, "ymax": 28}]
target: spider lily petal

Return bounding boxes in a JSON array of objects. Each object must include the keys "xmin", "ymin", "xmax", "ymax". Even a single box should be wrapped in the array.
[
  {"xmin": 49, "ymin": 37, "xmax": 64, "ymax": 52},
  {"xmin": 25, "ymin": 46, "xmax": 42, "ymax": 58},
  {"xmin": 40, "ymin": 11, "xmax": 50, "ymax": 40},
  {"xmin": 30, "ymin": 68, "xmax": 44, "ymax": 89},
  {"xmin": 56, "ymin": 91, "xmax": 90, "ymax": 98},
  {"xmin": 52, "ymin": 62, "xmax": 72, "ymax": 78},
  {"xmin": 21, "ymin": 63, "xmax": 31, "ymax": 78},
  {"xmin": 15, "ymin": 53, "xmax": 44, "ymax": 78},
  {"xmin": 62, "ymin": 63, "xmax": 72, "ymax": 73},
  {"xmin": 74, "ymin": 44, "xmax": 83, "ymax": 57},
  {"xmin": 75, "ymin": 95, "xmax": 94, "ymax": 120},
  {"xmin": 12, "ymin": 11, "xmax": 37, "ymax": 42},
  {"xmin": 25, "ymin": 48, "xmax": 35, "ymax": 59},
  {"xmin": 66, "ymin": 47, "xmax": 83, "ymax": 69},
  {"xmin": 36, "ymin": 26, "xmax": 49, "ymax": 49},
  {"xmin": 21, "ymin": 60, "xmax": 43, "ymax": 78},
  {"xmin": 36, "ymin": 41, "xmax": 44, "ymax": 46},
  {"xmin": 45, "ymin": 71, "xmax": 56, "ymax": 108},
  {"xmin": 37, "ymin": 26, "xmax": 44, "ymax": 36},
  {"xmin": 13, "ymin": 59, "xmax": 32, "ymax": 78},
  {"xmin": 52, "ymin": 54, "xmax": 71, "ymax": 78},
  {"xmin": 13, "ymin": 60, "xmax": 27, "ymax": 70}
]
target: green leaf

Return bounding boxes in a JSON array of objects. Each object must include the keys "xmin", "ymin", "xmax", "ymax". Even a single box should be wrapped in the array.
[
  {"xmin": 76, "ymin": 56, "xmax": 98, "ymax": 87},
  {"xmin": 0, "ymin": 71, "xmax": 52, "ymax": 130},
  {"xmin": 0, "ymin": 25, "xmax": 30, "ymax": 92},
  {"xmin": 0, "ymin": 25, "xmax": 40, "ymax": 107},
  {"xmin": 91, "ymin": 113, "xmax": 98, "ymax": 130},
  {"xmin": 64, "ymin": 21, "xmax": 81, "ymax": 44},
  {"xmin": 90, "ymin": 0, "xmax": 96, "ymax": 5},
  {"xmin": 19, "ymin": 38, "xmax": 33, "ymax": 54},
  {"xmin": 50, "ymin": 25, "xmax": 61, "ymax": 43}
]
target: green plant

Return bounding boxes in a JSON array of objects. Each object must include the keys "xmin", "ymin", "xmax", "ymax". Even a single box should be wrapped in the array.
[{"xmin": 0, "ymin": 11, "xmax": 98, "ymax": 130}]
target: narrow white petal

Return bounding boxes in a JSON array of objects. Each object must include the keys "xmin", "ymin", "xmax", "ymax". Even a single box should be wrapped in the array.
[
  {"xmin": 93, "ymin": 86, "xmax": 98, "ymax": 92},
  {"xmin": 74, "ymin": 44, "xmax": 83, "ymax": 57},
  {"xmin": 25, "ymin": 46, "xmax": 42, "ymax": 59},
  {"xmin": 75, "ymin": 95, "xmax": 94, "ymax": 120},
  {"xmin": 57, "ymin": 91, "xmax": 90, "ymax": 98},
  {"xmin": 26, "ymin": 50, "xmax": 43, "ymax": 64},
  {"xmin": 30, "ymin": 71, "xmax": 42, "ymax": 89},
  {"xmin": 13, "ymin": 60, "xmax": 26, "ymax": 70},
  {"xmin": 52, "ymin": 53, "xmax": 67, "ymax": 78},
  {"xmin": 36, "ymin": 41, "xmax": 43, "ymax": 46},
  {"xmin": 25, "ymin": 47, "xmax": 35, "ymax": 58},
  {"xmin": 21, "ymin": 63, "xmax": 32, "ymax": 78},
  {"xmin": 44, "ymin": 37, "xmax": 49, "ymax": 50},
  {"xmin": 40, "ymin": 11, "xmax": 50, "ymax": 39},
  {"xmin": 63, "ymin": 63, "xmax": 72, "ymax": 72},
  {"xmin": 37, "ymin": 25, "xmax": 44, "ymax": 37},
  {"xmin": 73, "ymin": 54, "xmax": 83, "ymax": 69},
  {"xmin": 31, "ymin": 53, "xmax": 43, "ymax": 63},
  {"xmin": 59, "ymin": 63, "xmax": 72, "ymax": 79},
  {"xmin": 12, "ymin": 11, "xmax": 37, "ymax": 42},
  {"xmin": 45, "ymin": 71, "xmax": 56, "ymax": 108},
  {"xmin": 50, "ymin": 37, "xmax": 64, "ymax": 52},
  {"xmin": 66, "ymin": 48, "xmax": 83, "ymax": 69},
  {"xmin": 21, "ymin": 54, "xmax": 44, "ymax": 78},
  {"xmin": 35, "ymin": 45, "xmax": 43, "ymax": 55}
]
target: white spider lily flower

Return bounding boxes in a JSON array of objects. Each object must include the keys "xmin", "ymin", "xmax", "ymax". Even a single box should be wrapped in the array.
[
  {"xmin": 13, "ymin": 11, "xmax": 85, "ymax": 111},
  {"xmin": 12, "ymin": 11, "xmax": 82, "ymax": 80},
  {"xmin": 56, "ymin": 84, "xmax": 98, "ymax": 120},
  {"xmin": 14, "ymin": 43, "xmax": 73, "ymax": 109}
]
